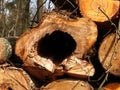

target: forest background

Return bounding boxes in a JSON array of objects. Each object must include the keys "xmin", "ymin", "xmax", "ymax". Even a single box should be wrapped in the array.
[{"xmin": 0, "ymin": 0, "xmax": 54, "ymax": 37}]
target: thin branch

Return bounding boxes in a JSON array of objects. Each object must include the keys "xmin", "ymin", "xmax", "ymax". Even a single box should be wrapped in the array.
[
  {"xmin": 66, "ymin": 0, "xmax": 76, "ymax": 8},
  {"xmin": 97, "ymin": 7, "xmax": 119, "ymax": 90},
  {"xmin": 98, "ymin": 72, "xmax": 109, "ymax": 90}
]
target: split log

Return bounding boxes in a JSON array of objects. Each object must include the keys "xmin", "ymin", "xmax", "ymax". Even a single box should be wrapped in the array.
[
  {"xmin": 78, "ymin": 0, "xmax": 119, "ymax": 22},
  {"xmin": 41, "ymin": 79, "xmax": 94, "ymax": 90},
  {"xmin": 15, "ymin": 11, "xmax": 97, "ymax": 81},
  {"xmin": 103, "ymin": 83, "xmax": 120, "ymax": 90},
  {"xmin": 0, "ymin": 38, "xmax": 12, "ymax": 64},
  {"xmin": 99, "ymin": 33, "xmax": 120, "ymax": 76},
  {"xmin": 0, "ymin": 65, "xmax": 34, "ymax": 90}
]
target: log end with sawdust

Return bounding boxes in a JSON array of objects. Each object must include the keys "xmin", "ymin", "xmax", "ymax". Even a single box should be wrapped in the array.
[
  {"xmin": 15, "ymin": 11, "xmax": 98, "ymax": 81},
  {"xmin": 99, "ymin": 33, "xmax": 120, "ymax": 77},
  {"xmin": 78, "ymin": 0, "xmax": 119, "ymax": 22}
]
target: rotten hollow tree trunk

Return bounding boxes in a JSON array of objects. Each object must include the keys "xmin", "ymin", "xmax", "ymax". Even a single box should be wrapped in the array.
[
  {"xmin": 15, "ymin": 11, "xmax": 97, "ymax": 81},
  {"xmin": 78, "ymin": 0, "xmax": 119, "ymax": 22}
]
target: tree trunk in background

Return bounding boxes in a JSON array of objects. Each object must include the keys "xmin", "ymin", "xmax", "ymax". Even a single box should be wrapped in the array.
[
  {"xmin": 0, "ymin": 0, "xmax": 6, "ymax": 37},
  {"xmin": 15, "ymin": 0, "xmax": 30, "ymax": 36},
  {"xmin": 37, "ymin": 0, "xmax": 44, "ymax": 22}
]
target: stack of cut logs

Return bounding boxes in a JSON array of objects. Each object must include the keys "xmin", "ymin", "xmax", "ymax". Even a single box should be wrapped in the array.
[{"xmin": 0, "ymin": 0, "xmax": 119, "ymax": 90}]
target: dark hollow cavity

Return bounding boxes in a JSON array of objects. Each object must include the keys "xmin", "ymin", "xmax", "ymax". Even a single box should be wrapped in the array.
[{"xmin": 37, "ymin": 30, "xmax": 76, "ymax": 63}]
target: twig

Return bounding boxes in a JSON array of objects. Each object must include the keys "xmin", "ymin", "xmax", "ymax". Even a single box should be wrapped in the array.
[
  {"xmin": 98, "ymin": 72, "xmax": 109, "ymax": 90},
  {"xmin": 66, "ymin": 0, "xmax": 76, "ymax": 8},
  {"xmin": 97, "ymin": 7, "xmax": 119, "ymax": 90}
]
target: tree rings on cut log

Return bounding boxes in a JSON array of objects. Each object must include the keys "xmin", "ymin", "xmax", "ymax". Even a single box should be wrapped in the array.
[
  {"xmin": 0, "ymin": 38, "xmax": 12, "ymax": 64},
  {"xmin": 41, "ymin": 79, "xmax": 94, "ymax": 90},
  {"xmin": 0, "ymin": 66, "xmax": 34, "ymax": 90},
  {"xmin": 15, "ymin": 11, "xmax": 97, "ymax": 81},
  {"xmin": 78, "ymin": 0, "xmax": 120, "ymax": 22},
  {"xmin": 103, "ymin": 83, "xmax": 120, "ymax": 90},
  {"xmin": 99, "ymin": 33, "xmax": 120, "ymax": 76}
]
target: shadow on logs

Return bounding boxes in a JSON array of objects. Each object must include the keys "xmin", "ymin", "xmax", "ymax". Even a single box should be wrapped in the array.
[{"xmin": 37, "ymin": 30, "xmax": 76, "ymax": 64}]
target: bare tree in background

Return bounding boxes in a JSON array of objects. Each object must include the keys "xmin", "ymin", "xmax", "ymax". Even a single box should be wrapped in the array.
[{"xmin": 0, "ymin": 0, "xmax": 30, "ymax": 36}]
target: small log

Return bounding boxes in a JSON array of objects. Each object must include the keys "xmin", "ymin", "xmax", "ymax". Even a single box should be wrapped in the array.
[
  {"xmin": 0, "ymin": 38, "xmax": 12, "ymax": 64},
  {"xmin": 103, "ymin": 83, "xmax": 120, "ymax": 90},
  {"xmin": 99, "ymin": 33, "xmax": 120, "ymax": 76},
  {"xmin": 78, "ymin": 0, "xmax": 119, "ymax": 22},
  {"xmin": 15, "ymin": 11, "xmax": 97, "ymax": 81},
  {"xmin": 0, "ymin": 65, "xmax": 34, "ymax": 90},
  {"xmin": 41, "ymin": 79, "xmax": 94, "ymax": 90}
]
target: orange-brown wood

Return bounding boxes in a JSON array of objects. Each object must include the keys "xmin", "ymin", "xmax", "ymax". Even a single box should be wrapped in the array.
[
  {"xmin": 41, "ymin": 79, "xmax": 94, "ymax": 90},
  {"xmin": 99, "ymin": 33, "xmax": 120, "ymax": 76},
  {"xmin": 78, "ymin": 0, "xmax": 119, "ymax": 22},
  {"xmin": 0, "ymin": 65, "xmax": 34, "ymax": 90},
  {"xmin": 15, "ymin": 11, "xmax": 97, "ymax": 81},
  {"xmin": 104, "ymin": 83, "xmax": 120, "ymax": 90}
]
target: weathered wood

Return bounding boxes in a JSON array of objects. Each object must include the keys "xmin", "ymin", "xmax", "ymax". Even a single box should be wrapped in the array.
[
  {"xmin": 0, "ymin": 65, "xmax": 34, "ymax": 90},
  {"xmin": 0, "ymin": 38, "xmax": 12, "ymax": 64},
  {"xmin": 78, "ymin": 0, "xmax": 119, "ymax": 22},
  {"xmin": 99, "ymin": 33, "xmax": 120, "ymax": 76},
  {"xmin": 15, "ymin": 11, "xmax": 97, "ymax": 81},
  {"xmin": 41, "ymin": 79, "xmax": 94, "ymax": 90}
]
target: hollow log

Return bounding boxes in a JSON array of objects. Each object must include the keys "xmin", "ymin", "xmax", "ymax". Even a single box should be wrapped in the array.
[
  {"xmin": 0, "ymin": 65, "xmax": 34, "ymax": 90},
  {"xmin": 0, "ymin": 38, "xmax": 12, "ymax": 64},
  {"xmin": 103, "ymin": 83, "xmax": 120, "ymax": 90},
  {"xmin": 15, "ymin": 11, "xmax": 97, "ymax": 81},
  {"xmin": 99, "ymin": 33, "xmax": 120, "ymax": 76},
  {"xmin": 41, "ymin": 79, "xmax": 94, "ymax": 90},
  {"xmin": 78, "ymin": 0, "xmax": 119, "ymax": 22}
]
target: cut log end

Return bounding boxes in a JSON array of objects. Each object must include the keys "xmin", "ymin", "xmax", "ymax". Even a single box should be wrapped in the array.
[
  {"xmin": 0, "ymin": 38, "xmax": 12, "ymax": 64},
  {"xmin": 99, "ymin": 33, "xmax": 120, "ymax": 76},
  {"xmin": 41, "ymin": 79, "xmax": 94, "ymax": 90},
  {"xmin": 15, "ymin": 11, "xmax": 97, "ymax": 81},
  {"xmin": 103, "ymin": 83, "xmax": 120, "ymax": 90},
  {"xmin": 78, "ymin": 0, "xmax": 119, "ymax": 22},
  {"xmin": 0, "ymin": 66, "xmax": 34, "ymax": 90}
]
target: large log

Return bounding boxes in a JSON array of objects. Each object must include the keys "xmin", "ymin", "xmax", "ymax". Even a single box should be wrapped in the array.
[
  {"xmin": 15, "ymin": 11, "xmax": 97, "ymax": 81},
  {"xmin": 99, "ymin": 33, "xmax": 120, "ymax": 76},
  {"xmin": 78, "ymin": 0, "xmax": 119, "ymax": 22}
]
